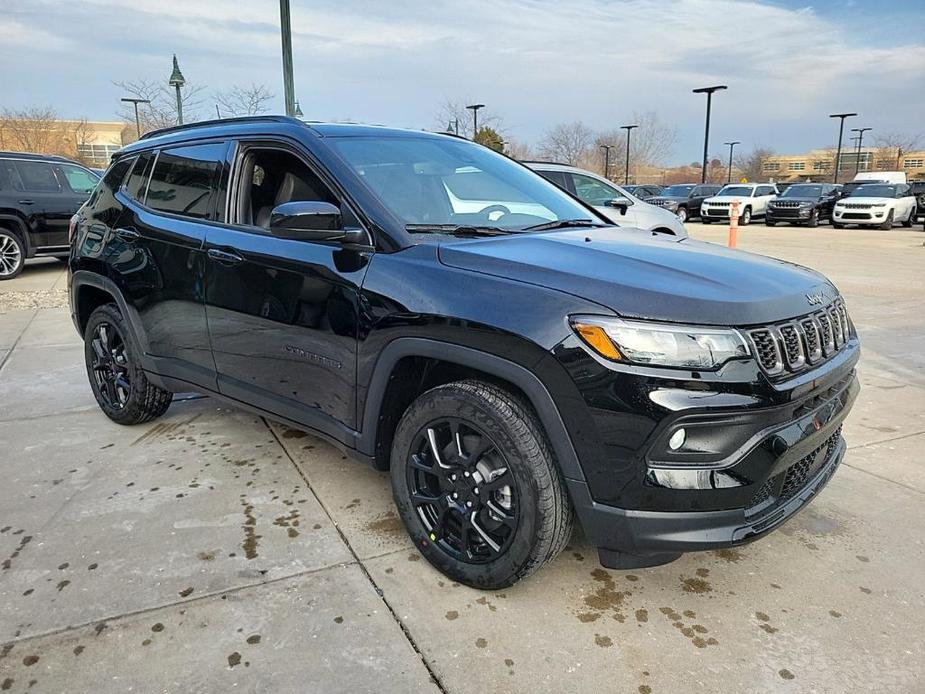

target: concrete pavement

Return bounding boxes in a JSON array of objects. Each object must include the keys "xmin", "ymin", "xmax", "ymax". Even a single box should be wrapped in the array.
[{"xmin": 0, "ymin": 226, "xmax": 923, "ymax": 693}]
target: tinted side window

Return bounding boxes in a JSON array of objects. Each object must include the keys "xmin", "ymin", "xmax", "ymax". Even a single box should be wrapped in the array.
[
  {"xmin": 124, "ymin": 152, "xmax": 155, "ymax": 203},
  {"xmin": 536, "ymin": 170, "xmax": 568, "ymax": 189},
  {"xmin": 58, "ymin": 164, "xmax": 98, "ymax": 195},
  {"xmin": 0, "ymin": 160, "xmax": 24, "ymax": 191},
  {"xmin": 86, "ymin": 156, "xmax": 134, "ymax": 227},
  {"xmin": 15, "ymin": 161, "xmax": 61, "ymax": 192},
  {"xmin": 147, "ymin": 143, "xmax": 225, "ymax": 220}
]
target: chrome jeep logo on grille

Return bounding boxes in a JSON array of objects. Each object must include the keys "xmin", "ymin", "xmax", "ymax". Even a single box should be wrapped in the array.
[{"xmin": 805, "ymin": 292, "xmax": 826, "ymax": 306}]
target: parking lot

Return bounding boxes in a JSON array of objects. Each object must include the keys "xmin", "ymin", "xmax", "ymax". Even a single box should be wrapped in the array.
[{"xmin": 0, "ymin": 224, "xmax": 923, "ymax": 693}]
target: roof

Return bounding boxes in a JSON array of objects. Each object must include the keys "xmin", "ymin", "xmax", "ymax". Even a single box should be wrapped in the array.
[{"xmin": 0, "ymin": 151, "xmax": 80, "ymax": 163}]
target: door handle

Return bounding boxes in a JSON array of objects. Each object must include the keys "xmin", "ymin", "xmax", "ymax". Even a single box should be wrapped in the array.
[
  {"xmin": 115, "ymin": 227, "xmax": 141, "ymax": 242},
  {"xmin": 18, "ymin": 199, "xmax": 35, "ymax": 205},
  {"xmin": 207, "ymin": 248, "xmax": 244, "ymax": 266}
]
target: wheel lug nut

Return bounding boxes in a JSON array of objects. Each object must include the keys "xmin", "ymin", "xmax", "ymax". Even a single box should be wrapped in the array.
[
  {"xmin": 464, "ymin": 471, "xmax": 470, "ymax": 478},
  {"xmin": 466, "ymin": 501, "xmax": 473, "ymax": 508},
  {"xmin": 451, "ymin": 474, "xmax": 457, "ymax": 481},
  {"xmin": 452, "ymin": 492, "xmax": 458, "ymax": 499},
  {"xmin": 474, "ymin": 488, "xmax": 479, "ymax": 495}
]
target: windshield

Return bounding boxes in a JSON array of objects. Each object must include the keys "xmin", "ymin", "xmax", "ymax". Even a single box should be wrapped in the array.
[
  {"xmin": 848, "ymin": 184, "xmax": 896, "ymax": 198},
  {"xmin": 327, "ymin": 136, "xmax": 600, "ymax": 231},
  {"xmin": 718, "ymin": 186, "xmax": 753, "ymax": 196},
  {"xmin": 661, "ymin": 185, "xmax": 694, "ymax": 197},
  {"xmin": 781, "ymin": 185, "xmax": 823, "ymax": 198}
]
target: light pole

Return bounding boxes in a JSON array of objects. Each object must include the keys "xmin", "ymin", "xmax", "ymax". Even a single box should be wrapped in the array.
[
  {"xmin": 723, "ymin": 141, "xmax": 740, "ymax": 183},
  {"xmin": 600, "ymin": 144, "xmax": 614, "ymax": 180},
  {"xmin": 121, "ymin": 98, "xmax": 150, "ymax": 138},
  {"xmin": 829, "ymin": 112, "xmax": 857, "ymax": 184},
  {"xmin": 851, "ymin": 126, "xmax": 872, "ymax": 174},
  {"xmin": 446, "ymin": 119, "xmax": 459, "ymax": 136},
  {"xmin": 620, "ymin": 124, "xmax": 638, "ymax": 185},
  {"xmin": 466, "ymin": 104, "xmax": 485, "ymax": 141},
  {"xmin": 279, "ymin": 0, "xmax": 297, "ymax": 116},
  {"xmin": 168, "ymin": 55, "xmax": 186, "ymax": 125},
  {"xmin": 693, "ymin": 85, "xmax": 727, "ymax": 184}
]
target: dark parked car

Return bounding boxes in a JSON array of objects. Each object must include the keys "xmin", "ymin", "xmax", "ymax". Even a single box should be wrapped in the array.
[
  {"xmin": 909, "ymin": 181, "xmax": 925, "ymax": 223},
  {"xmin": 647, "ymin": 183, "xmax": 722, "ymax": 222},
  {"xmin": 766, "ymin": 183, "xmax": 841, "ymax": 227},
  {"xmin": 68, "ymin": 116, "xmax": 859, "ymax": 589},
  {"xmin": 0, "ymin": 152, "xmax": 100, "ymax": 279},
  {"xmin": 623, "ymin": 184, "xmax": 662, "ymax": 199}
]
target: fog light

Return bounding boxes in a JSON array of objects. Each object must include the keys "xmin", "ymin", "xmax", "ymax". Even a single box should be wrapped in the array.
[{"xmin": 668, "ymin": 428, "xmax": 686, "ymax": 451}]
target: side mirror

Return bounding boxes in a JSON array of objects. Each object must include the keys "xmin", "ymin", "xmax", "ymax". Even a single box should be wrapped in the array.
[
  {"xmin": 269, "ymin": 201, "xmax": 354, "ymax": 242},
  {"xmin": 606, "ymin": 197, "xmax": 632, "ymax": 215}
]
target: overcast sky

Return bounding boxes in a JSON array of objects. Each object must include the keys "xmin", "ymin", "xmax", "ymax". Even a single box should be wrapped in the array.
[{"xmin": 2, "ymin": 0, "xmax": 923, "ymax": 164}]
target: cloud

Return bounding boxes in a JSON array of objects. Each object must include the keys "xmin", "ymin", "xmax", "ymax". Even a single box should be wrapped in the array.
[{"xmin": 2, "ymin": 0, "xmax": 923, "ymax": 160}]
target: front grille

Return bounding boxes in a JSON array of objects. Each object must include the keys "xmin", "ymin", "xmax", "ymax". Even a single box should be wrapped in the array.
[
  {"xmin": 842, "ymin": 203, "xmax": 872, "ymax": 209},
  {"xmin": 709, "ymin": 201, "xmax": 731, "ymax": 207},
  {"xmin": 773, "ymin": 201, "xmax": 802, "ymax": 208},
  {"xmin": 745, "ymin": 299, "xmax": 851, "ymax": 377},
  {"xmin": 841, "ymin": 212, "xmax": 871, "ymax": 220},
  {"xmin": 770, "ymin": 208, "xmax": 802, "ymax": 218},
  {"xmin": 780, "ymin": 426, "xmax": 842, "ymax": 501},
  {"xmin": 748, "ymin": 478, "xmax": 775, "ymax": 509}
]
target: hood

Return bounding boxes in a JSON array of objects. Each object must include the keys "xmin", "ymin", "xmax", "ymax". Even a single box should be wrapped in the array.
[
  {"xmin": 438, "ymin": 228, "xmax": 836, "ymax": 326},
  {"xmin": 836, "ymin": 197, "xmax": 894, "ymax": 204},
  {"xmin": 771, "ymin": 197, "xmax": 819, "ymax": 203},
  {"xmin": 706, "ymin": 195, "xmax": 755, "ymax": 203},
  {"xmin": 649, "ymin": 196, "xmax": 685, "ymax": 203}
]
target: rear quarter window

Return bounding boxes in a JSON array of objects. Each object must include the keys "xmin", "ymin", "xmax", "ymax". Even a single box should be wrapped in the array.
[
  {"xmin": 146, "ymin": 143, "xmax": 225, "ymax": 220},
  {"xmin": 124, "ymin": 152, "xmax": 155, "ymax": 203}
]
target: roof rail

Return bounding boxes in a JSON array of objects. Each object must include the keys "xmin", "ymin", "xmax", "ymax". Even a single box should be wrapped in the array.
[
  {"xmin": 0, "ymin": 151, "xmax": 75, "ymax": 162},
  {"xmin": 520, "ymin": 160, "xmax": 572, "ymax": 167},
  {"xmin": 139, "ymin": 115, "xmax": 305, "ymax": 141}
]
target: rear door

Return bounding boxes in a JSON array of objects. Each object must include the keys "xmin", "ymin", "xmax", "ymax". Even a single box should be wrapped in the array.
[
  {"xmin": 116, "ymin": 142, "xmax": 228, "ymax": 388},
  {"xmin": 10, "ymin": 159, "xmax": 74, "ymax": 249},
  {"xmin": 203, "ymin": 139, "xmax": 371, "ymax": 441}
]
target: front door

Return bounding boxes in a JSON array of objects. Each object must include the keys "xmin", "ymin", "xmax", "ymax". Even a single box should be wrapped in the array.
[{"xmin": 203, "ymin": 142, "xmax": 371, "ymax": 441}]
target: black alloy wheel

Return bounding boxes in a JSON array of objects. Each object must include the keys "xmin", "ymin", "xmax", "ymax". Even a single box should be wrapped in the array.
[
  {"xmin": 89, "ymin": 321, "xmax": 132, "ymax": 411},
  {"xmin": 405, "ymin": 418, "xmax": 518, "ymax": 563}
]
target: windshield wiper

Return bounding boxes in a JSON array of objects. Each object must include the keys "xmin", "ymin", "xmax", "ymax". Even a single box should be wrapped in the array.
[
  {"xmin": 405, "ymin": 224, "xmax": 512, "ymax": 237},
  {"xmin": 523, "ymin": 218, "xmax": 604, "ymax": 231}
]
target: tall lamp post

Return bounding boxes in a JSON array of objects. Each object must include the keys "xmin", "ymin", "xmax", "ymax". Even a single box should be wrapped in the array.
[
  {"xmin": 466, "ymin": 104, "xmax": 485, "ymax": 141},
  {"xmin": 168, "ymin": 55, "xmax": 186, "ymax": 125},
  {"xmin": 121, "ymin": 98, "xmax": 150, "ymax": 138},
  {"xmin": 279, "ymin": 0, "xmax": 297, "ymax": 116},
  {"xmin": 693, "ymin": 85, "xmax": 727, "ymax": 184},
  {"xmin": 600, "ymin": 144, "xmax": 614, "ymax": 180},
  {"xmin": 829, "ymin": 112, "xmax": 857, "ymax": 184},
  {"xmin": 723, "ymin": 140, "xmax": 740, "ymax": 183},
  {"xmin": 620, "ymin": 124, "xmax": 638, "ymax": 185},
  {"xmin": 851, "ymin": 126, "xmax": 872, "ymax": 174}
]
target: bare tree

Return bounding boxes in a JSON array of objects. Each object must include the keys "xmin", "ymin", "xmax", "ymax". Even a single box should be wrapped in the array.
[
  {"xmin": 114, "ymin": 79, "xmax": 207, "ymax": 140},
  {"xmin": 592, "ymin": 112, "xmax": 677, "ymax": 180},
  {"xmin": 215, "ymin": 84, "xmax": 274, "ymax": 118},
  {"xmin": 503, "ymin": 138, "xmax": 534, "ymax": 161},
  {"xmin": 870, "ymin": 131, "xmax": 923, "ymax": 170},
  {"xmin": 435, "ymin": 100, "xmax": 501, "ymax": 139},
  {"xmin": 539, "ymin": 121, "xmax": 595, "ymax": 166},
  {"xmin": 734, "ymin": 146, "xmax": 775, "ymax": 183},
  {"xmin": 0, "ymin": 107, "xmax": 93, "ymax": 162}
]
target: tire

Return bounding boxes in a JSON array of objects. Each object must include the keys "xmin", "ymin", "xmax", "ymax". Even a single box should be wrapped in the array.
[
  {"xmin": 902, "ymin": 207, "xmax": 916, "ymax": 228},
  {"xmin": 806, "ymin": 209, "xmax": 819, "ymax": 228},
  {"xmin": 765, "ymin": 220, "xmax": 776, "ymax": 227},
  {"xmin": 879, "ymin": 210, "xmax": 894, "ymax": 230},
  {"xmin": 84, "ymin": 303, "xmax": 172, "ymax": 425},
  {"xmin": 390, "ymin": 379, "xmax": 573, "ymax": 590},
  {"xmin": 702, "ymin": 218, "xmax": 712, "ymax": 225},
  {"xmin": 676, "ymin": 207, "xmax": 688, "ymax": 223},
  {"xmin": 740, "ymin": 207, "xmax": 752, "ymax": 226},
  {"xmin": 0, "ymin": 229, "xmax": 25, "ymax": 280},
  {"xmin": 833, "ymin": 222, "xmax": 845, "ymax": 229}
]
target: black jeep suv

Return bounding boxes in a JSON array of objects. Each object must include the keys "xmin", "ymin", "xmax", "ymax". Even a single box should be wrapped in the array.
[
  {"xmin": 0, "ymin": 152, "xmax": 100, "ymax": 279},
  {"xmin": 647, "ymin": 183, "xmax": 722, "ymax": 222},
  {"xmin": 68, "ymin": 117, "xmax": 859, "ymax": 589},
  {"xmin": 766, "ymin": 183, "xmax": 840, "ymax": 227}
]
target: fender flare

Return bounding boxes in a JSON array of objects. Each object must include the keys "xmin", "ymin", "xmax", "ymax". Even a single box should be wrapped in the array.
[
  {"xmin": 70, "ymin": 270, "xmax": 151, "ymax": 354},
  {"xmin": 0, "ymin": 214, "xmax": 32, "ymax": 256},
  {"xmin": 357, "ymin": 337, "xmax": 586, "ymax": 483}
]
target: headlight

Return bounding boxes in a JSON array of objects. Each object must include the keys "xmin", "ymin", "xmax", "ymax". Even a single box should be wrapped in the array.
[
  {"xmin": 665, "ymin": 201, "xmax": 679, "ymax": 210},
  {"xmin": 800, "ymin": 202, "xmax": 813, "ymax": 207},
  {"xmin": 570, "ymin": 316, "xmax": 750, "ymax": 369},
  {"xmin": 870, "ymin": 203, "xmax": 887, "ymax": 208}
]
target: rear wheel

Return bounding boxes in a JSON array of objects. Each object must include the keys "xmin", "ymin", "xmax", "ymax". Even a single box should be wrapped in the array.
[
  {"xmin": 84, "ymin": 304, "xmax": 172, "ymax": 425},
  {"xmin": 0, "ymin": 229, "xmax": 25, "ymax": 280},
  {"xmin": 879, "ymin": 210, "xmax": 894, "ymax": 230},
  {"xmin": 390, "ymin": 380, "xmax": 573, "ymax": 589},
  {"xmin": 902, "ymin": 207, "xmax": 916, "ymax": 228}
]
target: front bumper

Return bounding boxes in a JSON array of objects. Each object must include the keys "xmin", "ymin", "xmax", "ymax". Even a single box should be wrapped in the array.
[
  {"xmin": 833, "ymin": 207, "xmax": 888, "ymax": 225},
  {"xmin": 767, "ymin": 206, "xmax": 814, "ymax": 223}
]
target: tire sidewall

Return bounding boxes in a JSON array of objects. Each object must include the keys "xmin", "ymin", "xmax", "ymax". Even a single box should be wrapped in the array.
[
  {"xmin": 741, "ymin": 207, "xmax": 751, "ymax": 225},
  {"xmin": 676, "ymin": 207, "xmax": 688, "ymax": 223},
  {"xmin": 390, "ymin": 387, "xmax": 543, "ymax": 589},
  {"xmin": 0, "ymin": 229, "xmax": 25, "ymax": 280},
  {"xmin": 84, "ymin": 304, "xmax": 147, "ymax": 423}
]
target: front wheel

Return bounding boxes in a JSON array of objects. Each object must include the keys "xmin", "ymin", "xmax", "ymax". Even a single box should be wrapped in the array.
[
  {"xmin": 390, "ymin": 380, "xmax": 573, "ymax": 590},
  {"xmin": 739, "ymin": 207, "xmax": 752, "ymax": 226},
  {"xmin": 0, "ymin": 229, "xmax": 25, "ymax": 280},
  {"xmin": 84, "ymin": 304, "xmax": 172, "ymax": 425},
  {"xmin": 676, "ymin": 207, "xmax": 688, "ymax": 223},
  {"xmin": 806, "ymin": 209, "xmax": 819, "ymax": 228},
  {"xmin": 880, "ymin": 210, "xmax": 894, "ymax": 230}
]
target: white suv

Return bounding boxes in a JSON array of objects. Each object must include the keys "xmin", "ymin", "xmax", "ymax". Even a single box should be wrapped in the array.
[
  {"xmin": 833, "ymin": 183, "xmax": 917, "ymax": 229},
  {"xmin": 701, "ymin": 183, "xmax": 778, "ymax": 225},
  {"xmin": 526, "ymin": 163, "xmax": 687, "ymax": 238}
]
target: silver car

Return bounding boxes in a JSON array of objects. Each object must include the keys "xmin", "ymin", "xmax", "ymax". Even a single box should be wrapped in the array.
[{"xmin": 526, "ymin": 162, "xmax": 687, "ymax": 238}]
